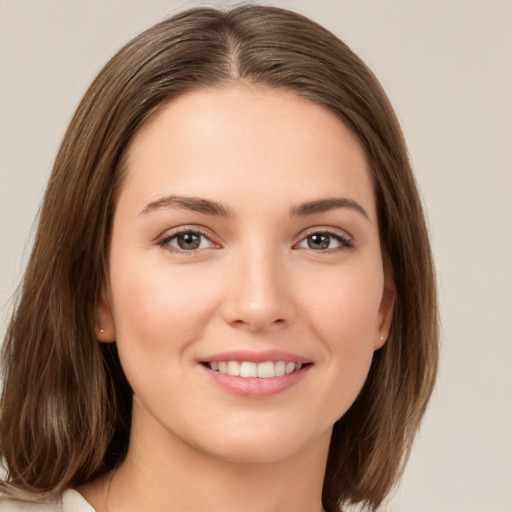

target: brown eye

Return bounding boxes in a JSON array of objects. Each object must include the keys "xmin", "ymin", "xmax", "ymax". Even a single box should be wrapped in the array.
[
  {"xmin": 161, "ymin": 230, "xmax": 215, "ymax": 252},
  {"xmin": 175, "ymin": 232, "xmax": 201, "ymax": 250},
  {"xmin": 295, "ymin": 230, "xmax": 352, "ymax": 252},
  {"xmin": 307, "ymin": 233, "xmax": 331, "ymax": 250}
]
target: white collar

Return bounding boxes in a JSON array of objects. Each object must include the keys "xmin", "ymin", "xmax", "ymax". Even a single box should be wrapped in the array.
[{"xmin": 62, "ymin": 489, "xmax": 95, "ymax": 512}]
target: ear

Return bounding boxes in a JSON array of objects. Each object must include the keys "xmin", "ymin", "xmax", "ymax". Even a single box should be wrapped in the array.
[
  {"xmin": 374, "ymin": 276, "xmax": 396, "ymax": 350},
  {"xmin": 96, "ymin": 286, "xmax": 116, "ymax": 343}
]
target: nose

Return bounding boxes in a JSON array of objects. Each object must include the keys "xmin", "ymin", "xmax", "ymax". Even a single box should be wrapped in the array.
[{"xmin": 221, "ymin": 246, "xmax": 296, "ymax": 332}]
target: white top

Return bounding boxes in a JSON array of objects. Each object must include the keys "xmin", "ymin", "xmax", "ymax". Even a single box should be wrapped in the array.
[{"xmin": 0, "ymin": 490, "xmax": 94, "ymax": 511}]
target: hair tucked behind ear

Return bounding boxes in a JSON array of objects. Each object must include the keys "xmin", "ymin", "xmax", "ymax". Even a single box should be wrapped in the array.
[{"xmin": 1, "ymin": 5, "xmax": 438, "ymax": 510}]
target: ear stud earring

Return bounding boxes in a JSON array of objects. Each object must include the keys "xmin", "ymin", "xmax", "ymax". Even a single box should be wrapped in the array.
[{"xmin": 100, "ymin": 329, "xmax": 104, "ymax": 334}]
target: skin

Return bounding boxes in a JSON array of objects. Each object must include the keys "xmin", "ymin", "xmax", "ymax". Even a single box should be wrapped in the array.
[{"xmin": 80, "ymin": 84, "xmax": 395, "ymax": 512}]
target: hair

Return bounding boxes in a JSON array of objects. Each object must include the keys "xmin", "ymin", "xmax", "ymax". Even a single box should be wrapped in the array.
[{"xmin": 0, "ymin": 4, "xmax": 438, "ymax": 511}]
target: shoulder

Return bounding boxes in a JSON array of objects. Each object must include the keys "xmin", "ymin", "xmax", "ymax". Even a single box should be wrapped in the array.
[{"xmin": 0, "ymin": 490, "xmax": 93, "ymax": 512}]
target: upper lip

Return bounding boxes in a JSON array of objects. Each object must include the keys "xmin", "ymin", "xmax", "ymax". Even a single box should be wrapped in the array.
[{"xmin": 199, "ymin": 350, "xmax": 312, "ymax": 364}]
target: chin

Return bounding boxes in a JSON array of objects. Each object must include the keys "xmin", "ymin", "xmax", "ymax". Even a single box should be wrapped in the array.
[
  {"xmin": 196, "ymin": 436, "xmax": 315, "ymax": 465},
  {"xmin": 180, "ymin": 413, "xmax": 333, "ymax": 465}
]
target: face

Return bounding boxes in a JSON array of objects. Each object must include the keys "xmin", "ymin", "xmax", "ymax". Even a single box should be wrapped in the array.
[{"xmin": 98, "ymin": 84, "xmax": 394, "ymax": 464}]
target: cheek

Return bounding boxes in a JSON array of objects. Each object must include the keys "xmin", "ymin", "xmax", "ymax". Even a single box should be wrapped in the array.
[
  {"xmin": 302, "ymin": 262, "xmax": 383, "ymax": 343},
  {"xmin": 107, "ymin": 254, "xmax": 220, "ymax": 374},
  {"xmin": 106, "ymin": 259, "xmax": 217, "ymax": 411},
  {"xmin": 300, "ymin": 264, "xmax": 383, "ymax": 417},
  {"xmin": 111, "ymin": 253, "xmax": 213, "ymax": 324}
]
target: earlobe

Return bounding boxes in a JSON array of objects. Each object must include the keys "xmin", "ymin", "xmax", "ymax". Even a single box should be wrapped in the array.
[
  {"xmin": 375, "ymin": 277, "xmax": 396, "ymax": 350},
  {"xmin": 96, "ymin": 287, "xmax": 116, "ymax": 343},
  {"xmin": 375, "ymin": 325, "xmax": 388, "ymax": 350}
]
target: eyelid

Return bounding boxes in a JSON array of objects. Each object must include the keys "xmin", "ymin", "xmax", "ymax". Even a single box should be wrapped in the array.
[
  {"xmin": 298, "ymin": 226, "xmax": 353, "ymax": 241},
  {"xmin": 293, "ymin": 226, "xmax": 354, "ymax": 251},
  {"xmin": 157, "ymin": 225, "xmax": 221, "ymax": 254},
  {"xmin": 156, "ymin": 225, "xmax": 353, "ymax": 254}
]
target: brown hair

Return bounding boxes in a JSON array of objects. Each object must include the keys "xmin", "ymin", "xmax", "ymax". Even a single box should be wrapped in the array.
[{"xmin": 0, "ymin": 5, "xmax": 438, "ymax": 511}]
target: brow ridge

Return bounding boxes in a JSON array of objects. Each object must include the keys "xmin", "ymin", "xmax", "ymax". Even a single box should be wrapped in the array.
[
  {"xmin": 290, "ymin": 197, "xmax": 370, "ymax": 220},
  {"xmin": 139, "ymin": 195, "xmax": 234, "ymax": 218},
  {"xmin": 140, "ymin": 195, "xmax": 368, "ymax": 221}
]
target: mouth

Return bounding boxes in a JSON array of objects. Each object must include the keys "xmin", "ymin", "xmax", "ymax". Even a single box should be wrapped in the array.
[
  {"xmin": 202, "ymin": 360, "xmax": 308, "ymax": 378},
  {"xmin": 198, "ymin": 351, "xmax": 313, "ymax": 397}
]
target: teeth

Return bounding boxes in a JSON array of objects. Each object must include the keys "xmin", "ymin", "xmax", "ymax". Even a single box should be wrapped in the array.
[
  {"xmin": 275, "ymin": 361, "xmax": 285, "ymax": 377},
  {"xmin": 285, "ymin": 362, "xmax": 296, "ymax": 374},
  {"xmin": 207, "ymin": 360, "xmax": 305, "ymax": 378},
  {"xmin": 240, "ymin": 361, "xmax": 258, "ymax": 377},
  {"xmin": 227, "ymin": 361, "xmax": 240, "ymax": 376},
  {"xmin": 257, "ymin": 361, "xmax": 275, "ymax": 378}
]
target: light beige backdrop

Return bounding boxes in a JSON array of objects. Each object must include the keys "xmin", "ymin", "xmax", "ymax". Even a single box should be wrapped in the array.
[{"xmin": 1, "ymin": 1, "xmax": 511, "ymax": 510}]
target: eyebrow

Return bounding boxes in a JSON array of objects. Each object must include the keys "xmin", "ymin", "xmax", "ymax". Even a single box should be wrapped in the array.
[
  {"xmin": 139, "ymin": 195, "xmax": 369, "ymax": 221},
  {"xmin": 139, "ymin": 195, "xmax": 235, "ymax": 218},
  {"xmin": 290, "ymin": 197, "xmax": 370, "ymax": 220}
]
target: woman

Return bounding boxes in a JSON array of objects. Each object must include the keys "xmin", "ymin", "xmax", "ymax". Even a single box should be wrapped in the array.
[{"xmin": 0, "ymin": 5, "xmax": 438, "ymax": 512}]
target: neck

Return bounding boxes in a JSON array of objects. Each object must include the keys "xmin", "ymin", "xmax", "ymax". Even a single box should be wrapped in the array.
[{"xmin": 99, "ymin": 401, "xmax": 330, "ymax": 512}]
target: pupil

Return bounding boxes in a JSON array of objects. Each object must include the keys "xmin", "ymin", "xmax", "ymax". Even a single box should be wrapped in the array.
[
  {"xmin": 308, "ymin": 234, "xmax": 329, "ymax": 250},
  {"xmin": 178, "ymin": 232, "xmax": 200, "ymax": 250}
]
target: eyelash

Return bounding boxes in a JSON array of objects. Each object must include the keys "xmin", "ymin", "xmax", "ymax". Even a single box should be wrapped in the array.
[
  {"xmin": 158, "ymin": 227, "xmax": 218, "ymax": 255},
  {"xmin": 158, "ymin": 227, "xmax": 353, "ymax": 254},
  {"xmin": 294, "ymin": 228, "xmax": 353, "ymax": 253}
]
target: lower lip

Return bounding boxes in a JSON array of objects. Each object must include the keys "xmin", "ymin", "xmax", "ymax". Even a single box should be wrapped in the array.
[{"xmin": 199, "ymin": 364, "xmax": 311, "ymax": 398}]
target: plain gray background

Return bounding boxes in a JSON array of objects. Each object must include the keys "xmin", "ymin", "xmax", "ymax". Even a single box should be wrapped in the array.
[{"xmin": 1, "ymin": 1, "xmax": 511, "ymax": 510}]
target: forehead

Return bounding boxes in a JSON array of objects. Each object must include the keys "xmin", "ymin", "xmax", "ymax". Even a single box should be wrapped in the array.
[{"xmin": 118, "ymin": 84, "xmax": 376, "ymax": 221}]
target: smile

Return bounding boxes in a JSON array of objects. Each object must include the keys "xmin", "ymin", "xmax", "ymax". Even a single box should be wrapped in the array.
[
  {"xmin": 199, "ymin": 350, "xmax": 313, "ymax": 397},
  {"xmin": 205, "ymin": 360, "xmax": 303, "ymax": 378}
]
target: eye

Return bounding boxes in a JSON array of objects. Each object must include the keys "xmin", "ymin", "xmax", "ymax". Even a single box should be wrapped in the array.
[
  {"xmin": 160, "ymin": 229, "xmax": 217, "ymax": 253},
  {"xmin": 295, "ymin": 230, "xmax": 352, "ymax": 252}
]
